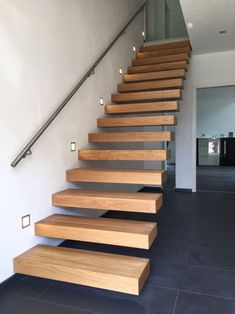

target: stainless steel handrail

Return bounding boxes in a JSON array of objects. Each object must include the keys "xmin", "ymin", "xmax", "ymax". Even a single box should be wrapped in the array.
[{"xmin": 11, "ymin": 3, "xmax": 145, "ymax": 167}]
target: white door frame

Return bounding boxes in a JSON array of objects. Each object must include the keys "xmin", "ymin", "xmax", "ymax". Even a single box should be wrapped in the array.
[{"xmin": 191, "ymin": 80, "xmax": 235, "ymax": 192}]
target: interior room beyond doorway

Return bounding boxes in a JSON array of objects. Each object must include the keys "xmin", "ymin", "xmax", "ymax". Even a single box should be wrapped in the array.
[{"xmin": 196, "ymin": 85, "xmax": 235, "ymax": 192}]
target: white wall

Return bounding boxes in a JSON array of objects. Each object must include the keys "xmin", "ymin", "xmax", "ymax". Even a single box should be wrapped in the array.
[
  {"xmin": 176, "ymin": 50, "xmax": 235, "ymax": 190},
  {"xmin": 197, "ymin": 86, "xmax": 235, "ymax": 138},
  {"xmin": 0, "ymin": 0, "xmax": 144, "ymax": 283}
]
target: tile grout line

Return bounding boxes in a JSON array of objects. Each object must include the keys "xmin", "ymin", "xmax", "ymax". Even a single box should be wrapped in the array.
[
  {"xmin": 0, "ymin": 291, "xmax": 103, "ymax": 314},
  {"xmin": 36, "ymin": 281, "xmax": 55, "ymax": 299},
  {"xmin": 147, "ymin": 283, "xmax": 235, "ymax": 302},
  {"xmin": 172, "ymin": 289, "xmax": 179, "ymax": 314},
  {"xmin": 185, "ymin": 245, "xmax": 191, "ymax": 264}
]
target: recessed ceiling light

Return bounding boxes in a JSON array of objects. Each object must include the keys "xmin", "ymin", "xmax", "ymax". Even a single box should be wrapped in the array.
[
  {"xmin": 219, "ymin": 30, "xmax": 227, "ymax": 34},
  {"xmin": 187, "ymin": 22, "xmax": 193, "ymax": 28}
]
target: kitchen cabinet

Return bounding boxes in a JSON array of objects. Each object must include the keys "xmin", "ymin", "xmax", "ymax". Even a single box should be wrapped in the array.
[{"xmin": 220, "ymin": 138, "xmax": 235, "ymax": 166}]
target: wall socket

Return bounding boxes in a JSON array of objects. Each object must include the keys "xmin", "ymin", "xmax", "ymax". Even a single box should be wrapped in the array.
[{"xmin": 22, "ymin": 214, "xmax": 30, "ymax": 229}]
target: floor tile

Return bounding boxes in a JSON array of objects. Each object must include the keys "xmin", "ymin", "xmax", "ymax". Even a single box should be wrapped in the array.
[
  {"xmin": 149, "ymin": 262, "xmax": 235, "ymax": 299},
  {"xmin": 39, "ymin": 282, "xmax": 177, "ymax": 314},
  {"xmin": 0, "ymin": 293, "xmax": 95, "ymax": 314},
  {"xmin": 188, "ymin": 246, "xmax": 235, "ymax": 271},
  {"xmin": 0, "ymin": 275, "xmax": 52, "ymax": 299},
  {"xmin": 174, "ymin": 291, "xmax": 235, "ymax": 314},
  {"xmin": 192, "ymin": 231, "xmax": 235, "ymax": 251}
]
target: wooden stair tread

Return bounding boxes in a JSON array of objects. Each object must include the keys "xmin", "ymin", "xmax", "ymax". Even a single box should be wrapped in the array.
[
  {"xmin": 111, "ymin": 89, "xmax": 182, "ymax": 103},
  {"xmin": 123, "ymin": 69, "xmax": 185, "ymax": 83},
  {"xmin": 117, "ymin": 78, "xmax": 183, "ymax": 93},
  {"xmin": 78, "ymin": 149, "xmax": 170, "ymax": 161},
  {"xmin": 128, "ymin": 61, "xmax": 188, "ymax": 74},
  {"xmin": 66, "ymin": 167, "xmax": 167, "ymax": 185},
  {"xmin": 52, "ymin": 188, "xmax": 162, "ymax": 213},
  {"xmin": 13, "ymin": 244, "xmax": 150, "ymax": 295},
  {"xmin": 132, "ymin": 53, "xmax": 189, "ymax": 66},
  {"xmin": 98, "ymin": 115, "xmax": 177, "ymax": 127},
  {"xmin": 89, "ymin": 131, "xmax": 174, "ymax": 143},
  {"xmin": 35, "ymin": 214, "xmax": 157, "ymax": 249},
  {"xmin": 137, "ymin": 46, "xmax": 191, "ymax": 59},
  {"xmin": 140, "ymin": 39, "xmax": 191, "ymax": 52},
  {"xmin": 105, "ymin": 101, "xmax": 179, "ymax": 114}
]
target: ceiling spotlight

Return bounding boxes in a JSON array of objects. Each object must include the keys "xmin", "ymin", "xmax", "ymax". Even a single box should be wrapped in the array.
[
  {"xmin": 133, "ymin": 46, "xmax": 136, "ymax": 52},
  {"xmin": 187, "ymin": 22, "xmax": 193, "ymax": 28},
  {"xmin": 119, "ymin": 68, "xmax": 123, "ymax": 75},
  {"xmin": 219, "ymin": 30, "xmax": 227, "ymax": 34}
]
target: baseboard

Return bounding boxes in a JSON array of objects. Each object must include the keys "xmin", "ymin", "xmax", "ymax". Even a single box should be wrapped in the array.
[{"xmin": 174, "ymin": 188, "xmax": 192, "ymax": 193}]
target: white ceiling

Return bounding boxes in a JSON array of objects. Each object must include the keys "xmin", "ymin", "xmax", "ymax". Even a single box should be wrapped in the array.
[{"xmin": 180, "ymin": 0, "xmax": 235, "ymax": 54}]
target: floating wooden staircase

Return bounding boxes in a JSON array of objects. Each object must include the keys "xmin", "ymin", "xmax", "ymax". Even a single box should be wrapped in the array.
[{"xmin": 14, "ymin": 39, "xmax": 191, "ymax": 295}]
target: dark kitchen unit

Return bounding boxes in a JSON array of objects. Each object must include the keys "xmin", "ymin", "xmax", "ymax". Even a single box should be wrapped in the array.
[{"xmin": 220, "ymin": 138, "xmax": 235, "ymax": 165}]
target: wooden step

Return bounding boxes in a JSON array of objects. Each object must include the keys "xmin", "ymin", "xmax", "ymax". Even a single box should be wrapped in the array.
[
  {"xmin": 117, "ymin": 78, "xmax": 183, "ymax": 93},
  {"xmin": 105, "ymin": 101, "xmax": 179, "ymax": 114},
  {"xmin": 98, "ymin": 115, "xmax": 177, "ymax": 128},
  {"xmin": 137, "ymin": 46, "xmax": 191, "ymax": 59},
  {"xmin": 66, "ymin": 168, "xmax": 167, "ymax": 185},
  {"xmin": 89, "ymin": 131, "xmax": 174, "ymax": 143},
  {"xmin": 35, "ymin": 214, "xmax": 157, "ymax": 249},
  {"xmin": 140, "ymin": 39, "xmax": 191, "ymax": 52},
  {"xmin": 13, "ymin": 244, "xmax": 150, "ymax": 295},
  {"xmin": 132, "ymin": 53, "xmax": 189, "ymax": 67},
  {"xmin": 111, "ymin": 89, "xmax": 181, "ymax": 103},
  {"xmin": 128, "ymin": 61, "xmax": 188, "ymax": 74},
  {"xmin": 123, "ymin": 69, "xmax": 185, "ymax": 83},
  {"xmin": 78, "ymin": 149, "xmax": 170, "ymax": 161},
  {"xmin": 52, "ymin": 189, "xmax": 163, "ymax": 213}
]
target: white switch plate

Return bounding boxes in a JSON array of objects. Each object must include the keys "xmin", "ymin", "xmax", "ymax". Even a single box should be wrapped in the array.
[{"xmin": 22, "ymin": 214, "xmax": 30, "ymax": 229}]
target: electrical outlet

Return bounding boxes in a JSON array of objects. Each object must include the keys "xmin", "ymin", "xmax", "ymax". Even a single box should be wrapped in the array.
[{"xmin": 22, "ymin": 214, "xmax": 30, "ymax": 229}]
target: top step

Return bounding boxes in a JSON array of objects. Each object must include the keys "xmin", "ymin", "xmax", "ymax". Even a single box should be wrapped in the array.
[
  {"xmin": 137, "ymin": 47, "xmax": 191, "ymax": 59},
  {"xmin": 140, "ymin": 40, "xmax": 191, "ymax": 52}
]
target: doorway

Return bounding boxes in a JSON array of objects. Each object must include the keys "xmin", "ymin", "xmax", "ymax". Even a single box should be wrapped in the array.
[{"xmin": 196, "ymin": 85, "xmax": 235, "ymax": 192}]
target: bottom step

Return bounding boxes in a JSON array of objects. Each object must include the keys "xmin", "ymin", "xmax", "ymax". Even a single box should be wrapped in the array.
[{"xmin": 13, "ymin": 245, "xmax": 150, "ymax": 295}]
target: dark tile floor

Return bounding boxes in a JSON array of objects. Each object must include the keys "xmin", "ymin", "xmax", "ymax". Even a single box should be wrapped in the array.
[
  {"xmin": 1, "ymin": 190, "xmax": 235, "ymax": 313},
  {"xmin": 165, "ymin": 164, "xmax": 235, "ymax": 192}
]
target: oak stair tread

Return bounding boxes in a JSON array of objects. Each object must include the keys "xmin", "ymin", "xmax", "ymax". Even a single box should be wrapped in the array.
[
  {"xmin": 128, "ymin": 61, "xmax": 188, "ymax": 74},
  {"xmin": 123, "ymin": 69, "xmax": 185, "ymax": 83},
  {"xmin": 140, "ymin": 39, "xmax": 191, "ymax": 52},
  {"xmin": 117, "ymin": 78, "xmax": 183, "ymax": 93},
  {"xmin": 13, "ymin": 244, "xmax": 150, "ymax": 295},
  {"xmin": 35, "ymin": 214, "xmax": 157, "ymax": 249},
  {"xmin": 132, "ymin": 53, "xmax": 189, "ymax": 67},
  {"xmin": 111, "ymin": 89, "xmax": 182, "ymax": 103},
  {"xmin": 105, "ymin": 101, "xmax": 179, "ymax": 114},
  {"xmin": 98, "ymin": 115, "xmax": 177, "ymax": 128},
  {"xmin": 89, "ymin": 131, "xmax": 174, "ymax": 143},
  {"xmin": 52, "ymin": 188, "xmax": 162, "ymax": 213},
  {"xmin": 66, "ymin": 167, "xmax": 167, "ymax": 185},
  {"xmin": 78, "ymin": 149, "xmax": 170, "ymax": 161},
  {"xmin": 137, "ymin": 46, "xmax": 191, "ymax": 59}
]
